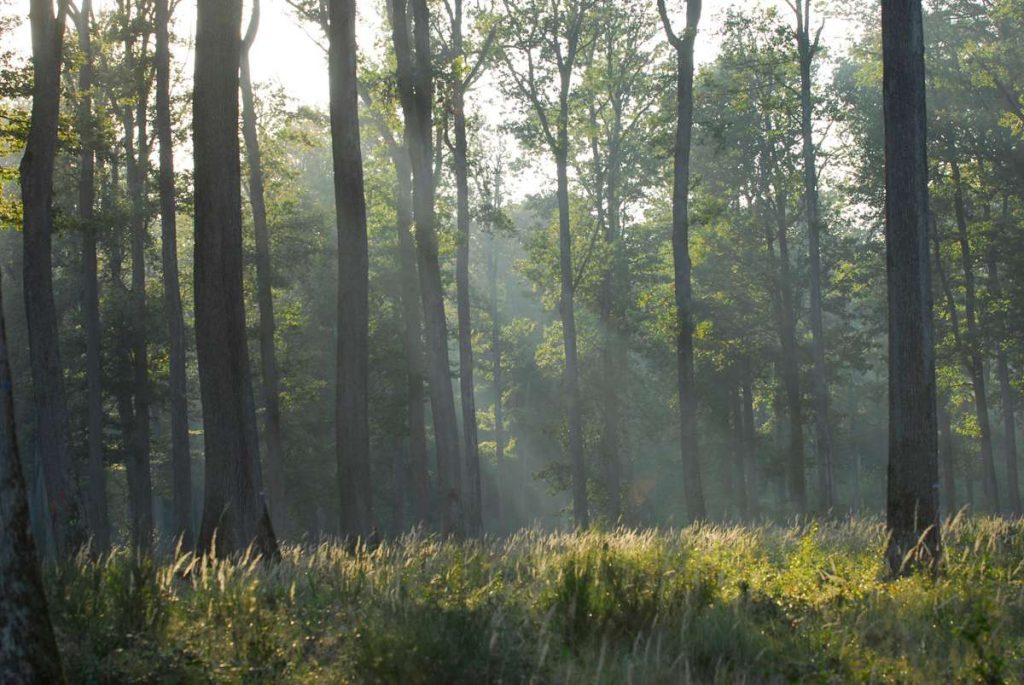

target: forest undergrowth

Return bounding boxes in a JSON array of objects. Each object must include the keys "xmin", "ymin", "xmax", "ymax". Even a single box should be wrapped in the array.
[{"xmin": 47, "ymin": 514, "xmax": 1024, "ymax": 684}]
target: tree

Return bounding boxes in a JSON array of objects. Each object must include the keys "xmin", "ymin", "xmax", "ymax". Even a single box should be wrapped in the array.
[
  {"xmin": 390, "ymin": 0, "xmax": 465, "ymax": 534},
  {"xmin": 786, "ymin": 0, "xmax": 835, "ymax": 513},
  {"xmin": 496, "ymin": 0, "xmax": 596, "ymax": 530},
  {"xmin": 240, "ymin": 0, "xmax": 288, "ymax": 531},
  {"xmin": 440, "ymin": 0, "xmax": 495, "ymax": 537},
  {"xmin": 72, "ymin": 0, "xmax": 110, "ymax": 551},
  {"xmin": 657, "ymin": 0, "xmax": 706, "ymax": 522},
  {"xmin": 881, "ymin": 0, "xmax": 941, "ymax": 576},
  {"xmin": 327, "ymin": 0, "xmax": 373, "ymax": 540},
  {"xmin": 0, "ymin": 267, "xmax": 64, "ymax": 683},
  {"xmin": 156, "ymin": 0, "xmax": 194, "ymax": 548},
  {"xmin": 20, "ymin": 0, "xmax": 86, "ymax": 556},
  {"xmin": 193, "ymin": 0, "xmax": 278, "ymax": 557}
]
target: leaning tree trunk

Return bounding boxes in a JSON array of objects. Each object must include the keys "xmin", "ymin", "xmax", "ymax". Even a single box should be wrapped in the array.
[
  {"xmin": 193, "ymin": 0, "xmax": 278, "ymax": 558},
  {"xmin": 75, "ymin": 0, "xmax": 110, "ymax": 552},
  {"xmin": 949, "ymin": 156, "xmax": 999, "ymax": 513},
  {"xmin": 881, "ymin": 0, "xmax": 941, "ymax": 577},
  {"xmin": 452, "ymin": 21, "xmax": 483, "ymax": 537},
  {"xmin": 240, "ymin": 0, "xmax": 288, "ymax": 532},
  {"xmin": 0, "ymin": 267, "xmax": 65, "ymax": 683},
  {"xmin": 795, "ymin": 11, "xmax": 835, "ymax": 513},
  {"xmin": 390, "ymin": 0, "xmax": 464, "ymax": 535},
  {"xmin": 328, "ymin": 0, "xmax": 374, "ymax": 541},
  {"xmin": 155, "ymin": 0, "xmax": 193, "ymax": 548},
  {"xmin": 660, "ymin": 0, "xmax": 706, "ymax": 522}
]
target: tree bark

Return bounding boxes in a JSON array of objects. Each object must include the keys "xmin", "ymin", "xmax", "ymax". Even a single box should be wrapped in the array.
[
  {"xmin": 450, "ymin": 0, "xmax": 483, "ymax": 536},
  {"xmin": 20, "ymin": 0, "xmax": 86, "ymax": 557},
  {"xmin": 659, "ymin": 0, "xmax": 706, "ymax": 523},
  {"xmin": 240, "ymin": 0, "xmax": 288, "ymax": 533},
  {"xmin": 0, "ymin": 267, "xmax": 65, "ymax": 684},
  {"xmin": 988, "ymin": 248, "xmax": 1021, "ymax": 514},
  {"xmin": 938, "ymin": 398, "xmax": 956, "ymax": 515},
  {"xmin": 949, "ymin": 156, "xmax": 999, "ymax": 513},
  {"xmin": 793, "ymin": 2, "xmax": 835, "ymax": 513},
  {"xmin": 155, "ymin": 0, "xmax": 193, "ymax": 548},
  {"xmin": 327, "ymin": 0, "xmax": 373, "ymax": 541},
  {"xmin": 881, "ymin": 0, "xmax": 941, "ymax": 576},
  {"xmin": 75, "ymin": 0, "xmax": 109, "ymax": 552},
  {"xmin": 193, "ymin": 0, "xmax": 278, "ymax": 558},
  {"xmin": 120, "ymin": 18, "xmax": 154, "ymax": 553},
  {"xmin": 741, "ymin": 355, "xmax": 757, "ymax": 515},
  {"xmin": 489, "ymin": 222, "xmax": 505, "ymax": 529},
  {"xmin": 731, "ymin": 381, "xmax": 749, "ymax": 520},
  {"xmin": 390, "ymin": 0, "xmax": 464, "ymax": 535}
]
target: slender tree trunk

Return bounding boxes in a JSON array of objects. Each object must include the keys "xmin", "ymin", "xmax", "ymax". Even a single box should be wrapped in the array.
[
  {"xmin": 555, "ymin": 143, "xmax": 589, "ymax": 530},
  {"xmin": 76, "ymin": 0, "xmax": 109, "ymax": 552},
  {"xmin": 794, "ymin": 8, "xmax": 835, "ymax": 513},
  {"xmin": 881, "ymin": 0, "xmax": 941, "ymax": 576},
  {"xmin": 193, "ymin": 0, "xmax": 277, "ymax": 558},
  {"xmin": 450, "ymin": 3, "xmax": 482, "ymax": 536},
  {"xmin": 741, "ymin": 355, "xmax": 757, "ymax": 515},
  {"xmin": 364, "ymin": 96, "xmax": 431, "ymax": 529},
  {"xmin": 20, "ymin": 0, "xmax": 85, "ymax": 556},
  {"xmin": 988, "ymin": 251, "xmax": 1021, "ymax": 514},
  {"xmin": 121, "ymin": 24, "xmax": 154, "ymax": 553},
  {"xmin": 732, "ymin": 381, "xmax": 749, "ymax": 520},
  {"xmin": 938, "ymin": 399, "xmax": 956, "ymax": 515},
  {"xmin": 327, "ymin": 0, "xmax": 373, "ymax": 541},
  {"xmin": 390, "ymin": 0, "xmax": 464, "ymax": 535},
  {"xmin": 948, "ymin": 156, "xmax": 999, "ymax": 512},
  {"xmin": 0, "ymin": 267, "xmax": 64, "ymax": 683},
  {"xmin": 155, "ymin": 0, "xmax": 193, "ymax": 548},
  {"xmin": 661, "ymin": 0, "xmax": 706, "ymax": 522},
  {"xmin": 489, "ymin": 232, "xmax": 505, "ymax": 529},
  {"xmin": 240, "ymin": 0, "xmax": 288, "ymax": 532},
  {"xmin": 775, "ymin": 193, "xmax": 806, "ymax": 516}
]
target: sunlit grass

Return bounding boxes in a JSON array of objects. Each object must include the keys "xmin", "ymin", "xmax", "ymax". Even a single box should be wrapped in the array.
[{"xmin": 47, "ymin": 515, "xmax": 1024, "ymax": 683}]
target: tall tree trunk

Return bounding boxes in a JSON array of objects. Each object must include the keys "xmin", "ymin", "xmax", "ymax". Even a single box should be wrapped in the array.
[
  {"xmin": 390, "ymin": 0, "xmax": 464, "ymax": 535},
  {"xmin": 240, "ymin": 0, "xmax": 288, "ymax": 532},
  {"xmin": 659, "ymin": 0, "xmax": 706, "ymax": 523},
  {"xmin": 76, "ymin": 0, "xmax": 109, "ymax": 552},
  {"xmin": 450, "ymin": 1, "xmax": 482, "ymax": 536},
  {"xmin": 155, "ymin": 0, "xmax": 193, "ymax": 548},
  {"xmin": 121, "ymin": 22, "xmax": 154, "ymax": 553},
  {"xmin": 20, "ymin": 0, "xmax": 85, "ymax": 556},
  {"xmin": 0, "ymin": 267, "xmax": 64, "ymax": 683},
  {"xmin": 775, "ymin": 190, "xmax": 806, "ymax": 516},
  {"xmin": 363, "ymin": 96, "xmax": 431, "ymax": 529},
  {"xmin": 193, "ymin": 0, "xmax": 278, "ymax": 558},
  {"xmin": 731, "ymin": 381, "xmax": 749, "ymax": 520},
  {"xmin": 327, "ymin": 0, "xmax": 373, "ymax": 541},
  {"xmin": 938, "ymin": 399, "xmax": 957, "ymax": 515},
  {"xmin": 988, "ymin": 249, "xmax": 1021, "ymax": 514},
  {"xmin": 881, "ymin": 0, "xmax": 941, "ymax": 576},
  {"xmin": 741, "ymin": 355, "xmax": 757, "ymax": 515},
  {"xmin": 793, "ymin": 3, "xmax": 835, "ymax": 513},
  {"xmin": 489, "ymin": 233, "xmax": 505, "ymax": 529},
  {"xmin": 949, "ymin": 156, "xmax": 999, "ymax": 512}
]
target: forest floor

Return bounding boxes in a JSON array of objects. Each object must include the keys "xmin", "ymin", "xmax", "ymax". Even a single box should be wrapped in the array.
[{"xmin": 47, "ymin": 514, "xmax": 1023, "ymax": 684}]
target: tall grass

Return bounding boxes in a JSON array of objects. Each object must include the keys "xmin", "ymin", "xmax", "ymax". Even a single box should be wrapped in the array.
[{"xmin": 47, "ymin": 515, "xmax": 1024, "ymax": 683}]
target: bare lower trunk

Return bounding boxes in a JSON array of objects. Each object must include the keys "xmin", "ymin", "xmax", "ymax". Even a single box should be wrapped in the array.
[
  {"xmin": 732, "ymin": 381, "xmax": 749, "ymax": 520},
  {"xmin": 390, "ymin": 0, "xmax": 464, "ymax": 534},
  {"xmin": 76, "ymin": 0, "xmax": 109, "ymax": 552},
  {"xmin": 452, "ymin": 49, "xmax": 482, "ymax": 536},
  {"xmin": 741, "ymin": 356, "xmax": 757, "ymax": 515},
  {"xmin": 489, "ymin": 234, "xmax": 505, "ymax": 528},
  {"xmin": 156, "ymin": 0, "xmax": 193, "ymax": 548},
  {"xmin": 881, "ymin": 0, "xmax": 941, "ymax": 576},
  {"xmin": 950, "ymin": 157, "xmax": 998, "ymax": 512},
  {"xmin": 240, "ymin": 2, "xmax": 288, "ymax": 532},
  {"xmin": 21, "ymin": 0, "xmax": 85, "ymax": 557},
  {"xmin": 938, "ymin": 399, "xmax": 956, "ymax": 515},
  {"xmin": 987, "ymin": 247, "xmax": 1021, "ymax": 514},
  {"xmin": 328, "ymin": 0, "xmax": 374, "ymax": 541},
  {"xmin": 0, "ymin": 267, "xmax": 64, "ymax": 683},
  {"xmin": 194, "ymin": 0, "xmax": 278, "ymax": 558}
]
